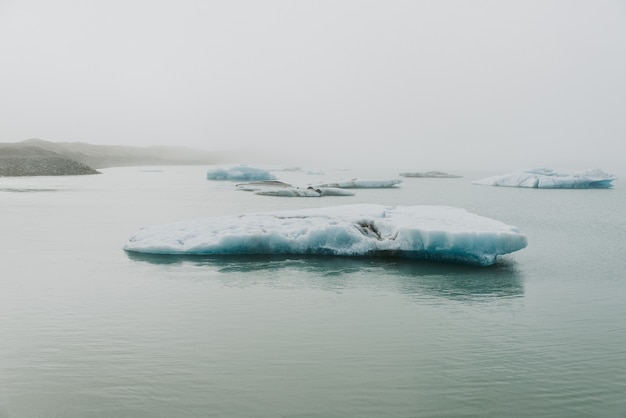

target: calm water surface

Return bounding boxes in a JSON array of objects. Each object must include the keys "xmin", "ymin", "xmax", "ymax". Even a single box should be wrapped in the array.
[{"xmin": 1, "ymin": 166, "xmax": 625, "ymax": 417}]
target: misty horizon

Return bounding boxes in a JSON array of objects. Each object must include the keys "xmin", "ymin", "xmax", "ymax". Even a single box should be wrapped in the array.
[{"xmin": 1, "ymin": 1, "xmax": 625, "ymax": 173}]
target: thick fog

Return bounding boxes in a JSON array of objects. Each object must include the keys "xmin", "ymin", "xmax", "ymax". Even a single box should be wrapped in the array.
[{"xmin": 1, "ymin": 0, "xmax": 625, "ymax": 172}]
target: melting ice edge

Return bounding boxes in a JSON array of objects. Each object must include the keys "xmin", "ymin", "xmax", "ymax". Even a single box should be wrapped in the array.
[{"xmin": 124, "ymin": 204, "xmax": 528, "ymax": 266}]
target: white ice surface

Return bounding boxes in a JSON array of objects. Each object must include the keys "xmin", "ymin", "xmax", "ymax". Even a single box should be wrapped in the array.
[
  {"xmin": 236, "ymin": 181, "xmax": 355, "ymax": 197},
  {"xmin": 315, "ymin": 179, "xmax": 402, "ymax": 188},
  {"xmin": 254, "ymin": 187, "xmax": 355, "ymax": 197},
  {"xmin": 473, "ymin": 168, "xmax": 615, "ymax": 189},
  {"xmin": 124, "ymin": 204, "xmax": 527, "ymax": 266},
  {"xmin": 235, "ymin": 181, "xmax": 292, "ymax": 191},
  {"xmin": 206, "ymin": 165, "xmax": 276, "ymax": 181}
]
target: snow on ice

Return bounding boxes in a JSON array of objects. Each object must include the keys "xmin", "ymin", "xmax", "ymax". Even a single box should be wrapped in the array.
[
  {"xmin": 473, "ymin": 168, "xmax": 615, "ymax": 189},
  {"xmin": 124, "ymin": 204, "xmax": 527, "ymax": 266}
]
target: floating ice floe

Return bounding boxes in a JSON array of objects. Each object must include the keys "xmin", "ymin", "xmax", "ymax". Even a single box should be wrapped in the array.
[
  {"xmin": 236, "ymin": 181, "xmax": 355, "ymax": 197},
  {"xmin": 473, "ymin": 168, "xmax": 615, "ymax": 189},
  {"xmin": 314, "ymin": 178, "xmax": 402, "ymax": 188},
  {"xmin": 235, "ymin": 181, "xmax": 292, "ymax": 191},
  {"xmin": 254, "ymin": 187, "xmax": 322, "ymax": 197},
  {"xmin": 206, "ymin": 165, "xmax": 276, "ymax": 181},
  {"xmin": 399, "ymin": 171, "xmax": 462, "ymax": 178},
  {"xmin": 255, "ymin": 187, "xmax": 355, "ymax": 197},
  {"xmin": 124, "ymin": 204, "xmax": 527, "ymax": 266}
]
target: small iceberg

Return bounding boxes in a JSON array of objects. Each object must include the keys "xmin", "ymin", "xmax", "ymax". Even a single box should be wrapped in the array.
[
  {"xmin": 473, "ymin": 168, "xmax": 615, "ymax": 189},
  {"xmin": 236, "ymin": 181, "xmax": 354, "ymax": 197},
  {"xmin": 314, "ymin": 178, "xmax": 402, "ymax": 188},
  {"xmin": 124, "ymin": 204, "xmax": 527, "ymax": 266},
  {"xmin": 255, "ymin": 187, "xmax": 355, "ymax": 197},
  {"xmin": 254, "ymin": 187, "xmax": 322, "ymax": 197},
  {"xmin": 399, "ymin": 171, "xmax": 462, "ymax": 178},
  {"xmin": 207, "ymin": 165, "xmax": 276, "ymax": 181},
  {"xmin": 235, "ymin": 181, "xmax": 292, "ymax": 191}
]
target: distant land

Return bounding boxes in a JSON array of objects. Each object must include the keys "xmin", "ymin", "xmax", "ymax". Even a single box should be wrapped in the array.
[{"xmin": 0, "ymin": 139, "xmax": 220, "ymax": 177}]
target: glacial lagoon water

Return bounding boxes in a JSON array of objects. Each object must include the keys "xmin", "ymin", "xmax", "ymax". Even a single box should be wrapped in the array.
[{"xmin": 1, "ymin": 165, "xmax": 625, "ymax": 418}]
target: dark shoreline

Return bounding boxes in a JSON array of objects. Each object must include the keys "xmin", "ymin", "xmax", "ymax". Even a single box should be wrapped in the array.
[
  {"xmin": 0, "ymin": 139, "xmax": 218, "ymax": 177},
  {"xmin": 0, "ymin": 156, "xmax": 100, "ymax": 177}
]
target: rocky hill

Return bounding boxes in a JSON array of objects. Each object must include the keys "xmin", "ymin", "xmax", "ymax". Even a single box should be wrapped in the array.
[{"xmin": 0, "ymin": 139, "xmax": 219, "ymax": 176}]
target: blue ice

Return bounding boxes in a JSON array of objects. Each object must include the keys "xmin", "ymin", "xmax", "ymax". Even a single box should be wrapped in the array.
[
  {"xmin": 124, "ymin": 204, "xmax": 528, "ymax": 266},
  {"xmin": 473, "ymin": 168, "xmax": 615, "ymax": 189},
  {"xmin": 206, "ymin": 165, "xmax": 276, "ymax": 181}
]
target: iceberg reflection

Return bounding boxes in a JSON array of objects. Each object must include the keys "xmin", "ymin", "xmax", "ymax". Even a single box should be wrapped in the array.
[{"xmin": 126, "ymin": 253, "xmax": 524, "ymax": 301}]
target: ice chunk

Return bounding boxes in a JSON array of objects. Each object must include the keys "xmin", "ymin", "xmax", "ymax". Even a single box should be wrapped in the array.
[
  {"xmin": 124, "ymin": 204, "xmax": 527, "ymax": 266},
  {"xmin": 399, "ymin": 171, "xmax": 462, "ymax": 178},
  {"xmin": 235, "ymin": 181, "xmax": 293, "ymax": 191},
  {"xmin": 206, "ymin": 165, "xmax": 276, "ymax": 181},
  {"xmin": 317, "ymin": 188, "xmax": 355, "ymax": 197},
  {"xmin": 473, "ymin": 168, "xmax": 615, "ymax": 189},
  {"xmin": 236, "ymin": 182, "xmax": 355, "ymax": 197},
  {"xmin": 315, "ymin": 178, "xmax": 402, "ymax": 188},
  {"xmin": 254, "ymin": 188, "xmax": 322, "ymax": 197},
  {"xmin": 254, "ymin": 187, "xmax": 355, "ymax": 197}
]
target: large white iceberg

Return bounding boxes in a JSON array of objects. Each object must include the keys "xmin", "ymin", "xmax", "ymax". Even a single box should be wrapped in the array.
[
  {"xmin": 124, "ymin": 204, "xmax": 527, "ymax": 266},
  {"xmin": 206, "ymin": 165, "xmax": 276, "ymax": 181},
  {"xmin": 473, "ymin": 168, "xmax": 615, "ymax": 189}
]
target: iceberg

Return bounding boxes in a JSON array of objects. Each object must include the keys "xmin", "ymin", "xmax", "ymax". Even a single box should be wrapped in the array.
[
  {"xmin": 473, "ymin": 168, "xmax": 615, "ymax": 189},
  {"xmin": 254, "ymin": 187, "xmax": 322, "ymax": 197},
  {"xmin": 235, "ymin": 178, "xmax": 402, "ymax": 194},
  {"xmin": 124, "ymin": 204, "xmax": 527, "ymax": 266},
  {"xmin": 315, "ymin": 179, "xmax": 402, "ymax": 188},
  {"xmin": 399, "ymin": 171, "xmax": 462, "ymax": 178},
  {"xmin": 235, "ymin": 180, "xmax": 292, "ymax": 191},
  {"xmin": 236, "ymin": 181, "xmax": 355, "ymax": 197},
  {"xmin": 255, "ymin": 187, "xmax": 355, "ymax": 197},
  {"xmin": 206, "ymin": 165, "xmax": 276, "ymax": 181}
]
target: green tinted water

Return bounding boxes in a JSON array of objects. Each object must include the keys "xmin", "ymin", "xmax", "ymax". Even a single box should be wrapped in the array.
[{"xmin": 1, "ymin": 166, "xmax": 625, "ymax": 417}]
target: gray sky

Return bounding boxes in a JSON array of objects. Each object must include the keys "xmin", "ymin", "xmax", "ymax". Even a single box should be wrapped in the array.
[{"xmin": 1, "ymin": 0, "xmax": 625, "ymax": 171}]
